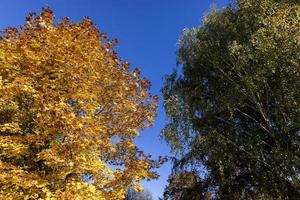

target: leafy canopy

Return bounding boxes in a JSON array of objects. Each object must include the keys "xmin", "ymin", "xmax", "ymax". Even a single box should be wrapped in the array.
[
  {"xmin": 162, "ymin": 0, "xmax": 300, "ymax": 199},
  {"xmin": 0, "ymin": 8, "xmax": 158, "ymax": 200}
]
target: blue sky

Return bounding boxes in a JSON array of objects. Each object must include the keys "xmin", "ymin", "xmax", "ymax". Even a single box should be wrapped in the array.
[{"xmin": 0, "ymin": 1, "xmax": 229, "ymax": 199}]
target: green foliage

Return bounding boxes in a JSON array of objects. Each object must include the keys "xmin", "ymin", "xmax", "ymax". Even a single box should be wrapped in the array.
[{"xmin": 162, "ymin": 0, "xmax": 300, "ymax": 199}]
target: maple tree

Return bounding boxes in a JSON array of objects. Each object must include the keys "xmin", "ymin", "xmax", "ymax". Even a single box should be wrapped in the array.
[{"xmin": 0, "ymin": 8, "xmax": 158, "ymax": 200}]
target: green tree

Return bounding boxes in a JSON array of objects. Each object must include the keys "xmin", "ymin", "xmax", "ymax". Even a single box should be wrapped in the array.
[{"xmin": 162, "ymin": 0, "xmax": 300, "ymax": 199}]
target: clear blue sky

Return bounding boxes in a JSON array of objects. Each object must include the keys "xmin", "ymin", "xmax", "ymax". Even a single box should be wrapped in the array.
[{"xmin": 0, "ymin": 1, "xmax": 229, "ymax": 199}]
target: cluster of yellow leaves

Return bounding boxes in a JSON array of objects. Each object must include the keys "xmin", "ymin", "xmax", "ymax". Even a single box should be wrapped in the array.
[{"xmin": 0, "ymin": 8, "xmax": 158, "ymax": 200}]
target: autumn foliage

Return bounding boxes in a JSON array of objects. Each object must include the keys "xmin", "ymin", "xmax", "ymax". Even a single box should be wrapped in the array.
[{"xmin": 0, "ymin": 8, "xmax": 158, "ymax": 200}]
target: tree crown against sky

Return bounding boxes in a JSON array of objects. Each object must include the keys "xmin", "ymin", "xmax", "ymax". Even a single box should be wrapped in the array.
[
  {"xmin": 162, "ymin": 0, "xmax": 300, "ymax": 199},
  {"xmin": 0, "ymin": 8, "xmax": 159, "ymax": 200}
]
